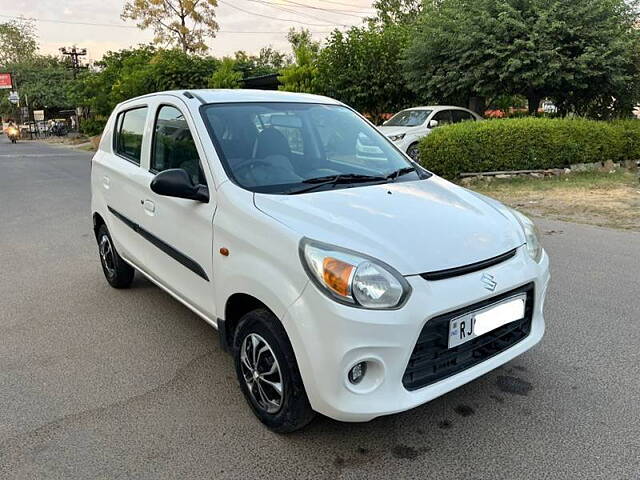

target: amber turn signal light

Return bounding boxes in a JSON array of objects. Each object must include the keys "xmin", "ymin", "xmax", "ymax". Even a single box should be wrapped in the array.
[{"xmin": 322, "ymin": 257, "xmax": 354, "ymax": 297}]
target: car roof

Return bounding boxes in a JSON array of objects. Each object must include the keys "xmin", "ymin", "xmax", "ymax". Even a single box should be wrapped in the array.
[
  {"xmin": 118, "ymin": 89, "xmax": 342, "ymax": 107},
  {"xmin": 402, "ymin": 105, "xmax": 471, "ymax": 112}
]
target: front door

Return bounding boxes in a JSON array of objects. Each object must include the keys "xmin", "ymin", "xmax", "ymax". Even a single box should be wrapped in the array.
[{"xmin": 138, "ymin": 100, "xmax": 217, "ymax": 319}]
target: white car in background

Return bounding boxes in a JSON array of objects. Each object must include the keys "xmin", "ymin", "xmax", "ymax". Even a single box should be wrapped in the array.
[{"xmin": 378, "ymin": 106, "xmax": 482, "ymax": 161}]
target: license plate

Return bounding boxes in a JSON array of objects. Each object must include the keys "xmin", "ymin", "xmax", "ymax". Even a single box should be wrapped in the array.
[{"xmin": 448, "ymin": 294, "xmax": 526, "ymax": 349}]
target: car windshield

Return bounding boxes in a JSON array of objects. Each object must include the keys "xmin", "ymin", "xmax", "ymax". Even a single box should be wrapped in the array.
[
  {"xmin": 201, "ymin": 102, "xmax": 426, "ymax": 194},
  {"xmin": 385, "ymin": 109, "xmax": 432, "ymax": 127}
]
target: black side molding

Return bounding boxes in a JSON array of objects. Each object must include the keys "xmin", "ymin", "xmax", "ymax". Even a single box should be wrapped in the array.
[
  {"xmin": 108, "ymin": 206, "xmax": 209, "ymax": 281},
  {"xmin": 420, "ymin": 248, "xmax": 518, "ymax": 281}
]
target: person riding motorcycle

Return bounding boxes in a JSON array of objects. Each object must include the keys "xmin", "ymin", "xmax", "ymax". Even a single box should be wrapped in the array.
[{"xmin": 6, "ymin": 121, "xmax": 19, "ymax": 143}]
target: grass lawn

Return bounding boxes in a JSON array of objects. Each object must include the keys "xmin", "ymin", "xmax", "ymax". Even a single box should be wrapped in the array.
[{"xmin": 464, "ymin": 170, "xmax": 640, "ymax": 232}]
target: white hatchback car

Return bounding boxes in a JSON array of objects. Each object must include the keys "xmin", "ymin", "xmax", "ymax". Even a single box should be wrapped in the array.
[
  {"xmin": 91, "ymin": 90, "xmax": 549, "ymax": 432},
  {"xmin": 378, "ymin": 106, "xmax": 482, "ymax": 160}
]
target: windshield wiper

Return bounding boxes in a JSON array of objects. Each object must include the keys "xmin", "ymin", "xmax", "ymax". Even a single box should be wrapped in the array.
[
  {"xmin": 385, "ymin": 166, "xmax": 417, "ymax": 182},
  {"xmin": 287, "ymin": 173, "xmax": 387, "ymax": 195}
]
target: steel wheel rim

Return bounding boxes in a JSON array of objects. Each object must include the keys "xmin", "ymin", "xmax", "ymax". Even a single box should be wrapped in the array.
[
  {"xmin": 99, "ymin": 235, "xmax": 116, "ymax": 277},
  {"xmin": 240, "ymin": 333, "xmax": 284, "ymax": 414}
]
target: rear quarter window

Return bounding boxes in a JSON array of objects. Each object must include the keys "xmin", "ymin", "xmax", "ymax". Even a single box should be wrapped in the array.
[{"xmin": 113, "ymin": 107, "xmax": 148, "ymax": 164}]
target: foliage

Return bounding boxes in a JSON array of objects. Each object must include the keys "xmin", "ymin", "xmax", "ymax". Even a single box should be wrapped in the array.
[
  {"xmin": 71, "ymin": 46, "xmax": 218, "ymax": 116},
  {"xmin": 0, "ymin": 18, "xmax": 38, "ymax": 66},
  {"xmin": 79, "ymin": 116, "xmax": 108, "ymax": 136},
  {"xmin": 278, "ymin": 29, "xmax": 320, "ymax": 93},
  {"xmin": 121, "ymin": 0, "xmax": 219, "ymax": 53},
  {"xmin": 418, "ymin": 117, "xmax": 639, "ymax": 178},
  {"xmin": 232, "ymin": 48, "xmax": 289, "ymax": 78},
  {"xmin": 404, "ymin": 0, "xmax": 640, "ymax": 117},
  {"xmin": 208, "ymin": 57, "xmax": 242, "ymax": 88},
  {"xmin": 0, "ymin": 55, "xmax": 73, "ymax": 115},
  {"xmin": 368, "ymin": 0, "xmax": 423, "ymax": 27},
  {"xmin": 315, "ymin": 25, "xmax": 414, "ymax": 120}
]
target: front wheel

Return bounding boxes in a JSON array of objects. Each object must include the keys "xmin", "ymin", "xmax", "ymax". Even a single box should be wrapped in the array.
[
  {"xmin": 407, "ymin": 143, "xmax": 420, "ymax": 161},
  {"xmin": 234, "ymin": 309, "xmax": 315, "ymax": 433}
]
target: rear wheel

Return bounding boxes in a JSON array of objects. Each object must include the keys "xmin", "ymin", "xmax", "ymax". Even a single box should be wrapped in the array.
[
  {"xmin": 233, "ymin": 309, "xmax": 315, "ymax": 433},
  {"xmin": 97, "ymin": 224, "xmax": 134, "ymax": 289},
  {"xmin": 407, "ymin": 143, "xmax": 420, "ymax": 161}
]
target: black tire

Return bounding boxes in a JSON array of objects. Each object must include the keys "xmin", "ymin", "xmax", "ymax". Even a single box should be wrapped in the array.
[
  {"xmin": 407, "ymin": 143, "xmax": 420, "ymax": 161},
  {"xmin": 96, "ymin": 224, "xmax": 134, "ymax": 289},
  {"xmin": 233, "ymin": 309, "xmax": 315, "ymax": 433}
]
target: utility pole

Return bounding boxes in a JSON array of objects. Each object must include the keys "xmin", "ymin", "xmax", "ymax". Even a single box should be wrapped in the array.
[{"xmin": 59, "ymin": 46, "xmax": 88, "ymax": 78}]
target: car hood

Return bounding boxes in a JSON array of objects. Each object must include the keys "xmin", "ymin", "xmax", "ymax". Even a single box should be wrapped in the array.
[
  {"xmin": 378, "ymin": 125, "xmax": 423, "ymax": 136},
  {"xmin": 253, "ymin": 177, "xmax": 524, "ymax": 276}
]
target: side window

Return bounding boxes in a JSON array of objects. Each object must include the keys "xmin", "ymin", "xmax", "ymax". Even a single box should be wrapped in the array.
[
  {"xmin": 431, "ymin": 110, "xmax": 453, "ymax": 126},
  {"xmin": 115, "ymin": 107, "xmax": 147, "ymax": 164},
  {"xmin": 452, "ymin": 110, "xmax": 474, "ymax": 123},
  {"xmin": 152, "ymin": 105, "xmax": 206, "ymax": 186}
]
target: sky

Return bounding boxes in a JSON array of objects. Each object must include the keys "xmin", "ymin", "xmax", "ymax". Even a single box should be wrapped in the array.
[{"xmin": 0, "ymin": 0, "xmax": 375, "ymax": 63}]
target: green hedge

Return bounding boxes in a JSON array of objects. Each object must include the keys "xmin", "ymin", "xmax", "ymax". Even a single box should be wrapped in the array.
[{"xmin": 418, "ymin": 117, "xmax": 640, "ymax": 178}]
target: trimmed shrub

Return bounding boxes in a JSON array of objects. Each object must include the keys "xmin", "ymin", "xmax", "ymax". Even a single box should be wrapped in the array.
[{"xmin": 418, "ymin": 117, "xmax": 639, "ymax": 178}]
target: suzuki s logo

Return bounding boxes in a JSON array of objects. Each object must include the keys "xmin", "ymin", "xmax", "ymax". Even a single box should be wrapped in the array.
[{"xmin": 481, "ymin": 273, "xmax": 497, "ymax": 292}]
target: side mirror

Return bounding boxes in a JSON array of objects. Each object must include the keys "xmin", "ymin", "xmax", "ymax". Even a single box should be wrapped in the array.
[
  {"xmin": 150, "ymin": 169, "xmax": 209, "ymax": 202},
  {"xmin": 428, "ymin": 119, "xmax": 439, "ymax": 128}
]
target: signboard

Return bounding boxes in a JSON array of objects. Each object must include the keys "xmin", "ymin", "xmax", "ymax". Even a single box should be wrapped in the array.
[
  {"xmin": 0, "ymin": 73, "xmax": 12, "ymax": 89},
  {"xmin": 33, "ymin": 110, "xmax": 45, "ymax": 121},
  {"xmin": 8, "ymin": 91, "xmax": 19, "ymax": 104}
]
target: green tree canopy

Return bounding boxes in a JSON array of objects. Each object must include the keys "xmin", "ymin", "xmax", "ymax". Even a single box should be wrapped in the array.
[
  {"xmin": 315, "ymin": 25, "xmax": 415, "ymax": 120},
  {"xmin": 278, "ymin": 29, "xmax": 320, "ymax": 93},
  {"xmin": 404, "ymin": 0, "xmax": 640, "ymax": 117},
  {"xmin": 208, "ymin": 57, "xmax": 242, "ymax": 88},
  {"xmin": 0, "ymin": 18, "xmax": 38, "ymax": 66},
  {"xmin": 71, "ymin": 46, "xmax": 218, "ymax": 116}
]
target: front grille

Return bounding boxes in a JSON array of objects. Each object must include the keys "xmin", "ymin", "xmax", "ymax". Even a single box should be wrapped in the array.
[{"xmin": 402, "ymin": 283, "xmax": 535, "ymax": 391}]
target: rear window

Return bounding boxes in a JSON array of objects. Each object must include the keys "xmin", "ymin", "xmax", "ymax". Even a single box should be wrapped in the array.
[{"xmin": 114, "ymin": 107, "xmax": 148, "ymax": 164}]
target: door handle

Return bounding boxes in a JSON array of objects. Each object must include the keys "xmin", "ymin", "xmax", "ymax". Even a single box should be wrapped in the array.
[
  {"xmin": 102, "ymin": 176, "xmax": 110, "ymax": 189},
  {"xmin": 142, "ymin": 199, "xmax": 155, "ymax": 214}
]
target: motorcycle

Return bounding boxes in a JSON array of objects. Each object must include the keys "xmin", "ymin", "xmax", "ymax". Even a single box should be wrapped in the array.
[{"xmin": 7, "ymin": 126, "xmax": 19, "ymax": 143}]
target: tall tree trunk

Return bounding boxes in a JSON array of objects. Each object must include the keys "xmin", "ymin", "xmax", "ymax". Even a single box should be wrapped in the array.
[{"xmin": 527, "ymin": 94, "xmax": 542, "ymax": 115}]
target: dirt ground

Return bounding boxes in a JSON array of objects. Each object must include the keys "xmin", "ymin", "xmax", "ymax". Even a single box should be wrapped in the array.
[{"xmin": 466, "ymin": 170, "xmax": 640, "ymax": 232}]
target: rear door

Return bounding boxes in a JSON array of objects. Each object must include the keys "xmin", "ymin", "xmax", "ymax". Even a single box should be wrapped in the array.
[
  {"xmin": 452, "ymin": 109, "xmax": 476, "ymax": 123},
  {"xmin": 101, "ymin": 104, "xmax": 151, "ymax": 268},
  {"xmin": 138, "ymin": 98, "xmax": 217, "ymax": 318}
]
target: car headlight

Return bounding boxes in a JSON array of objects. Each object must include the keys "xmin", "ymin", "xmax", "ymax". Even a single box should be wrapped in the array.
[
  {"xmin": 299, "ymin": 238, "xmax": 411, "ymax": 309},
  {"xmin": 508, "ymin": 208, "xmax": 543, "ymax": 263},
  {"xmin": 388, "ymin": 133, "xmax": 405, "ymax": 142}
]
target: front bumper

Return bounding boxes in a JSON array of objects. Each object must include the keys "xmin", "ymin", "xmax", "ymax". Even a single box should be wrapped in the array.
[{"xmin": 283, "ymin": 247, "xmax": 550, "ymax": 422}]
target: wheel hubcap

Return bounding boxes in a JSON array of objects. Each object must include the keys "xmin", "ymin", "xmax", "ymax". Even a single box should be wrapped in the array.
[
  {"xmin": 408, "ymin": 146, "xmax": 420, "ymax": 161},
  {"xmin": 240, "ymin": 333, "xmax": 283, "ymax": 414},
  {"xmin": 99, "ymin": 235, "xmax": 116, "ymax": 277}
]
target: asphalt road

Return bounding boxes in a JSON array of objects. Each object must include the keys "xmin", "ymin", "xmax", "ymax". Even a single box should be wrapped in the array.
[{"xmin": 1, "ymin": 135, "xmax": 639, "ymax": 480}]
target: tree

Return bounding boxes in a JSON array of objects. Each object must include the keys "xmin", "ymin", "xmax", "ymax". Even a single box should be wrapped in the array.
[
  {"xmin": 71, "ymin": 46, "xmax": 218, "ymax": 116},
  {"xmin": 208, "ymin": 57, "xmax": 242, "ymax": 88},
  {"xmin": 368, "ymin": 0, "xmax": 423, "ymax": 27},
  {"xmin": 121, "ymin": 0, "xmax": 219, "ymax": 53},
  {"xmin": 278, "ymin": 29, "xmax": 320, "ymax": 93},
  {"xmin": 0, "ymin": 18, "xmax": 38, "ymax": 66},
  {"xmin": 404, "ymin": 0, "xmax": 640, "ymax": 117},
  {"xmin": 0, "ymin": 55, "xmax": 74, "ymax": 116},
  {"xmin": 232, "ymin": 48, "xmax": 289, "ymax": 78},
  {"xmin": 315, "ymin": 25, "xmax": 415, "ymax": 120}
]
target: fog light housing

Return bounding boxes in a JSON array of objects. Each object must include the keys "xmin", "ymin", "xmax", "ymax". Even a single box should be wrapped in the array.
[{"xmin": 348, "ymin": 362, "xmax": 367, "ymax": 384}]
